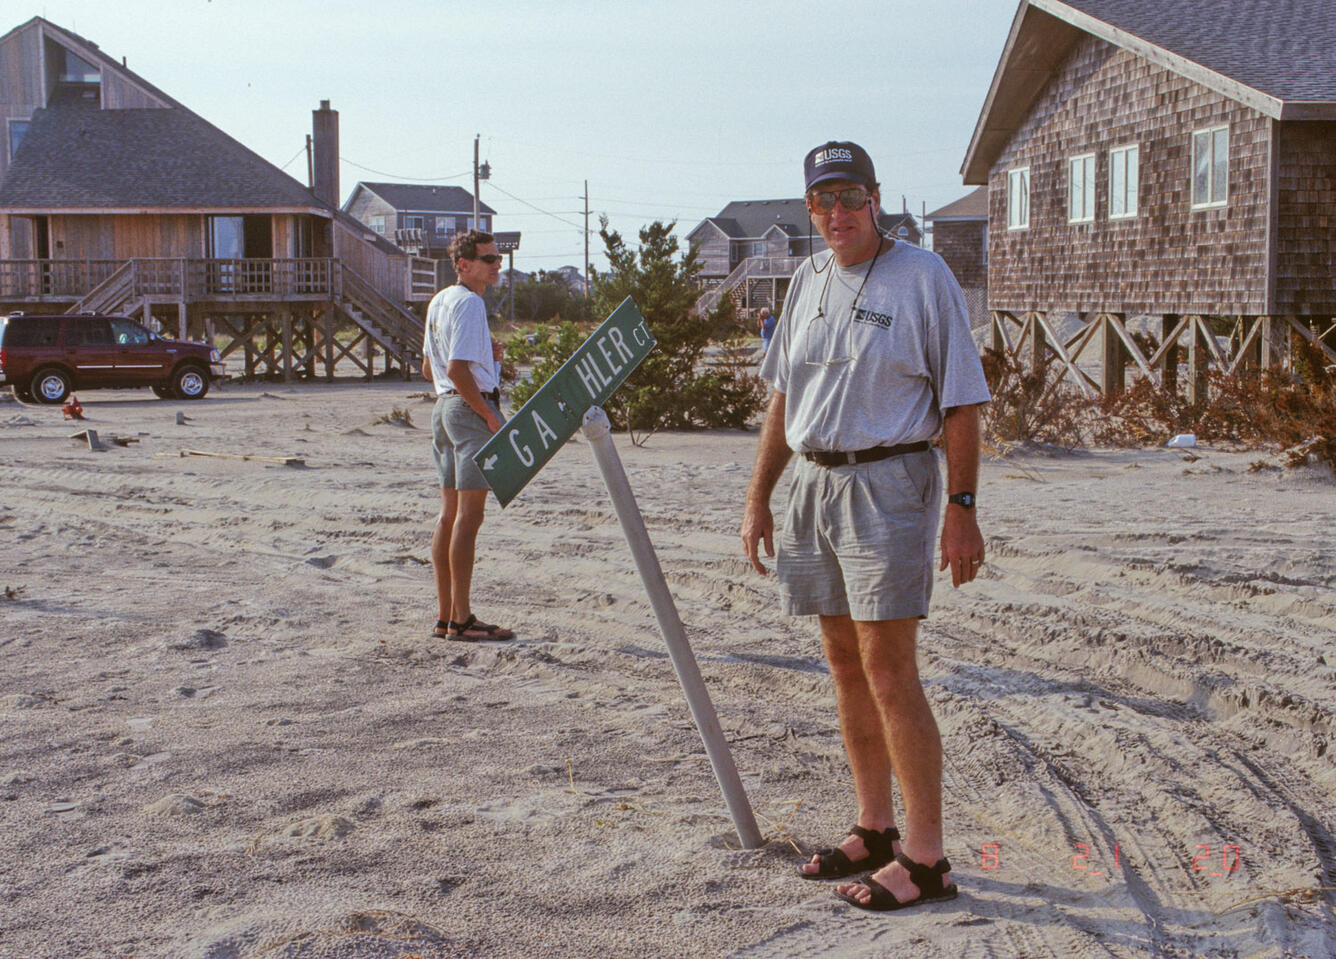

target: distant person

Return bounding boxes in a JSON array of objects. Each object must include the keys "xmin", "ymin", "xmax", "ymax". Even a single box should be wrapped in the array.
[
  {"xmin": 740, "ymin": 141, "xmax": 990, "ymax": 912},
  {"xmin": 421, "ymin": 229, "xmax": 514, "ymax": 641},
  {"xmin": 759, "ymin": 307, "xmax": 777, "ymax": 354}
]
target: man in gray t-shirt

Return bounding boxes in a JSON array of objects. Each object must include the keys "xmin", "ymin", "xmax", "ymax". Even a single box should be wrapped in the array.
[{"xmin": 741, "ymin": 141, "xmax": 990, "ymax": 913}]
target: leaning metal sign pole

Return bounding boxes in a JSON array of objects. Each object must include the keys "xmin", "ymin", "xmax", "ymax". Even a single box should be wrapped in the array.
[
  {"xmin": 580, "ymin": 406, "xmax": 762, "ymax": 850},
  {"xmin": 474, "ymin": 298, "xmax": 762, "ymax": 850}
]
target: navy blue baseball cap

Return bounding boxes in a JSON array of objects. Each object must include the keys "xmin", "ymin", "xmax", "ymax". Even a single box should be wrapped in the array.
[{"xmin": 804, "ymin": 141, "xmax": 877, "ymax": 191}]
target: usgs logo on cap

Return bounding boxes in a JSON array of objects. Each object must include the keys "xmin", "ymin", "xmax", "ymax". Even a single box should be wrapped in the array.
[{"xmin": 814, "ymin": 148, "xmax": 854, "ymax": 166}]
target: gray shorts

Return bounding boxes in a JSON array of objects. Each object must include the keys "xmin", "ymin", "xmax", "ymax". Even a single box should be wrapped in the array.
[
  {"xmin": 776, "ymin": 449, "xmax": 942, "ymax": 621},
  {"xmin": 432, "ymin": 393, "xmax": 499, "ymax": 490}
]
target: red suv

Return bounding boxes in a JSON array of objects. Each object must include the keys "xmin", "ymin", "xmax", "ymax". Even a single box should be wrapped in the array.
[{"xmin": 0, "ymin": 313, "xmax": 226, "ymax": 403}]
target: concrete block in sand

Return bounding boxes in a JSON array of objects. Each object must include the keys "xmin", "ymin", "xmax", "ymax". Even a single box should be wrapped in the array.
[
  {"xmin": 167, "ymin": 628, "xmax": 228, "ymax": 651},
  {"xmin": 144, "ymin": 793, "xmax": 205, "ymax": 816}
]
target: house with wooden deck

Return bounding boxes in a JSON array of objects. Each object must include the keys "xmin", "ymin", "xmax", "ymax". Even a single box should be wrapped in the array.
[
  {"xmin": 963, "ymin": 0, "xmax": 1336, "ymax": 398},
  {"xmin": 688, "ymin": 198, "xmax": 920, "ymax": 316},
  {"xmin": 0, "ymin": 17, "xmax": 434, "ymax": 381}
]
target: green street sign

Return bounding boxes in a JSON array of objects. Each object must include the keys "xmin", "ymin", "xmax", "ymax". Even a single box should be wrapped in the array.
[{"xmin": 475, "ymin": 297, "xmax": 655, "ymax": 507}]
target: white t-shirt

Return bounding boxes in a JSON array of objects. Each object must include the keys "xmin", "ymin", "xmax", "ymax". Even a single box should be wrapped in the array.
[
  {"xmin": 423, "ymin": 284, "xmax": 498, "ymax": 397},
  {"xmin": 760, "ymin": 241, "xmax": 990, "ymax": 452}
]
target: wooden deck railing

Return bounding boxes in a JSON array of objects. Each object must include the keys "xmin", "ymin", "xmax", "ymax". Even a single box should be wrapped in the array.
[
  {"xmin": 0, "ymin": 259, "xmax": 124, "ymax": 298},
  {"xmin": 0, "ymin": 258, "xmax": 339, "ymax": 302}
]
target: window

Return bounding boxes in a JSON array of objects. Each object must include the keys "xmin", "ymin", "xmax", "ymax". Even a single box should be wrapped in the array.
[
  {"xmin": 8, "ymin": 119, "xmax": 29, "ymax": 161},
  {"xmin": 1068, "ymin": 153, "xmax": 1095, "ymax": 223},
  {"xmin": 1109, "ymin": 145, "xmax": 1139, "ymax": 218},
  {"xmin": 1007, "ymin": 167, "xmax": 1030, "ymax": 229},
  {"xmin": 403, "ymin": 215, "xmax": 425, "ymax": 231},
  {"xmin": 110, "ymin": 319, "xmax": 150, "ymax": 346},
  {"xmin": 1192, "ymin": 125, "xmax": 1229, "ymax": 207},
  {"xmin": 369, "ymin": 215, "xmax": 385, "ymax": 235}
]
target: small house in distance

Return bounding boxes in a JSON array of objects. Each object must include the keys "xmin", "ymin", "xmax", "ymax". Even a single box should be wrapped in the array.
[
  {"xmin": 963, "ymin": 0, "xmax": 1336, "ymax": 398},
  {"xmin": 343, "ymin": 182, "xmax": 496, "ymax": 283},
  {"xmin": 688, "ymin": 198, "xmax": 920, "ymax": 316},
  {"xmin": 926, "ymin": 186, "xmax": 989, "ymax": 328}
]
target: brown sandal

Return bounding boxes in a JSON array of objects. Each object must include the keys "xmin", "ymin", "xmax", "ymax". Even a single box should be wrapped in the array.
[{"xmin": 447, "ymin": 614, "xmax": 514, "ymax": 641}]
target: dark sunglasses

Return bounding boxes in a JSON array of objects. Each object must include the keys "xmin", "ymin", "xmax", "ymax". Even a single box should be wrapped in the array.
[
  {"xmin": 807, "ymin": 186, "xmax": 871, "ymax": 214},
  {"xmin": 472, "ymin": 253, "xmax": 504, "ymax": 264}
]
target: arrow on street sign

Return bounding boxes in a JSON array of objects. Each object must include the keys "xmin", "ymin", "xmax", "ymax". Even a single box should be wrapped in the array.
[{"xmin": 474, "ymin": 297, "xmax": 655, "ymax": 507}]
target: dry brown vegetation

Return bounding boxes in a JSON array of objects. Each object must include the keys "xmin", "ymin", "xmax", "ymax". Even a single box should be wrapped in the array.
[{"xmin": 982, "ymin": 334, "xmax": 1336, "ymax": 469}]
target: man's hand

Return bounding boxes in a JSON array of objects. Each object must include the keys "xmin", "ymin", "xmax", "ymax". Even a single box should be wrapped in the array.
[
  {"xmin": 740, "ymin": 500, "xmax": 775, "ymax": 575},
  {"xmin": 484, "ymin": 409, "xmax": 504, "ymax": 434},
  {"xmin": 492, "ymin": 338, "xmax": 505, "ymax": 362},
  {"xmin": 421, "ymin": 354, "xmax": 433, "ymax": 382},
  {"xmin": 939, "ymin": 506, "xmax": 985, "ymax": 587}
]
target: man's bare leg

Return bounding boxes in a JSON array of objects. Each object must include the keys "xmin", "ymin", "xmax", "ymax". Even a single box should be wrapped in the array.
[
  {"xmin": 448, "ymin": 488, "xmax": 488, "ymax": 624},
  {"xmin": 835, "ymin": 617, "xmax": 951, "ymax": 903},
  {"xmin": 800, "ymin": 613, "xmax": 901, "ymax": 874},
  {"xmin": 431, "ymin": 488, "xmax": 458, "ymax": 635}
]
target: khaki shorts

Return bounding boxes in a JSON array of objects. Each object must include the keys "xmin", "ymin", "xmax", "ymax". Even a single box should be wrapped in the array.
[
  {"xmin": 776, "ymin": 449, "xmax": 941, "ymax": 621},
  {"xmin": 432, "ymin": 393, "xmax": 499, "ymax": 491}
]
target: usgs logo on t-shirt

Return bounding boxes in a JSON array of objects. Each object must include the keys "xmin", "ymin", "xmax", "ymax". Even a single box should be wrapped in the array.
[{"xmin": 814, "ymin": 147, "xmax": 854, "ymax": 166}]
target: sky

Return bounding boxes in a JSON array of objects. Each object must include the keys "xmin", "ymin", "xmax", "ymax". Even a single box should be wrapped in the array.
[{"xmin": 30, "ymin": 0, "xmax": 1021, "ymax": 274}]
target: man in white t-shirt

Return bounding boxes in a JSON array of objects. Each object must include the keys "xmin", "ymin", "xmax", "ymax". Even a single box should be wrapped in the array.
[
  {"xmin": 741, "ymin": 141, "xmax": 990, "ymax": 913},
  {"xmin": 422, "ymin": 230, "xmax": 514, "ymax": 641}
]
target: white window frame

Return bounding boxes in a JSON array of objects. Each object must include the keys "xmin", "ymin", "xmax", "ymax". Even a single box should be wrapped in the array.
[
  {"xmin": 368, "ymin": 215, "xmax": 385, "ymax": 235},
  {"xmin": 1007, "ymin": 166, "xmax": 1030, "ymax": 230},
  {"xmin": 1191, "ymin": 125, "xmax": 1229, "ymax": 209},
  {"xmin": 1068, "ymin": 153, "xmax": 1096, "ymax": 223},
  {"xmin": 1108, "ymin": 144, "xmax": 1139, "ymax": 219}
]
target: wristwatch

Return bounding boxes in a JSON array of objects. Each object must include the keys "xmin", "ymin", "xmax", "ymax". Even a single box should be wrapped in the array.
[{"xmin": 948, "ymin": 492, "xmax": 976, "ymax": 509}]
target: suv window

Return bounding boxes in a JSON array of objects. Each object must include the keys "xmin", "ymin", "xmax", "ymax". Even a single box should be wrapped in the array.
[
  {"xmin": 72, "ymin": 317, "xmax": 113, "ymax": 346},
  {"xmin": 110, "ymin": 318, "xmax": 152, "ymax": 346},
  {"xmin": 0, "ymin": 316, "xmax": 59, "ymax": 347}
]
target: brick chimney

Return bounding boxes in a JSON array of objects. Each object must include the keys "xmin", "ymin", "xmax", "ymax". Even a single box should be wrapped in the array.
[{"xmin": 311, "ymin": 100, "xmax": 340, "ymax": 207}]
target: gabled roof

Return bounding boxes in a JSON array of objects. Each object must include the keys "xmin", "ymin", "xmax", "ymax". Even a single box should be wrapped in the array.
[
  {"xmin": 927, "ymin": 186, "xmax": 988, "ymax": 221},
  {"xmin": 0, "ymin": 17, "xmax": 329, "ymax": 214},
  {"xmin": 0, "ymin": 100, "xmax": 326, "ymax": 211},
  {"xmin": 349, "ymin": 182, "xmax": 495, "ymax": 216},
  {"xmin": 693, "ymin": 198, "xmax": 918, "ymax": 240},
  {"xmin": 962, "ymin": 0, "xmax": 1336, "ymax": 184}
]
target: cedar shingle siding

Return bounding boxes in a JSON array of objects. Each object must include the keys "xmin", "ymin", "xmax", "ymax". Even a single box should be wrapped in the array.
[
  {"xmin": 932, "ymin": 221, "xmax": 987, "ymax": 289},
  {"xmin": 987, "ymin": 35, "xmax": 1273, "ymax": 315},
  {"xmin": 1275, "ymin": 121, "xmax": 1336, "ymax": 315}
]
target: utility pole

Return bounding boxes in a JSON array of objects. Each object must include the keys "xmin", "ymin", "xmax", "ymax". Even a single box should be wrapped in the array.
[
  {"xmin": 583, "ymin": 179, "xmax": 590, "ymax": 296},
  {"xmin": 473, "ymin": 135, "xmax": 481, "ymax": 228}
]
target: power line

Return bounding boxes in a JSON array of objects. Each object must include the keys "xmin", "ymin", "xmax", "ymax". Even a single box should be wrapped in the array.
[
  {"xmin": 278, "ymin": 143, "xmax": 308, "ymax": 173},
  {"xmin": 339, "ymin": 158, "xmax": 472, "ymax": 182},
  {"xmin": 485, "ymin": 180, "xmax": 586, "ymax": 232}
]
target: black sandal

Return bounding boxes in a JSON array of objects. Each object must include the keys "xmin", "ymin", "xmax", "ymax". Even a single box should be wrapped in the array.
[
  {"xmin": 447, "ymin": 613, "xmax": 515, "ymax": 641},
  {"xmin": 431, "ymin": 619, "xmax": 450, "ymax": 639},
  {"xmin": 798, "ymin": 825, "xmax": 901, "ymax": 880},
  {"xmin": 836, "ymin": 852, "xmax": 958, "ymax": 911}
]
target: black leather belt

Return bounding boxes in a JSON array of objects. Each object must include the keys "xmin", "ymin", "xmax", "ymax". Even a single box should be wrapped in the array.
[
  {"xmin": 445, "ymin": 388, "xmax": 501, "ymax": 404},
  {"xmin": 803, "ymin": 441, "xmax": 930, "ymax": 467}
]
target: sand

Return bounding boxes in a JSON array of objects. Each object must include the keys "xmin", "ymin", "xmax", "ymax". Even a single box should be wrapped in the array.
[{"xmin": 1, "ymin": 380, "xmax": 1333, "ymax": 959}]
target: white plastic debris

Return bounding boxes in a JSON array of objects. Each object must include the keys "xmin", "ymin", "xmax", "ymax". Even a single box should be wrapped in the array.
[{"xmin": 1166, "ymin": 433, "xmax": 1197, "ymax": 448}]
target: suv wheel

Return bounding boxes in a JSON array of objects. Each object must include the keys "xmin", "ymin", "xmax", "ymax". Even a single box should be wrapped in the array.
[
  {"xmin": 152, "ymin": 384, "xmax": 174, "ymax": 399},
  {"xmin": 31, "ymin": 367, "xmax": 72, "ymax": 404},
  {"xmin": 12, "ymin": 386, "xmax": 36, "ymax": 404},
  {"xmin": 173, "ymin": 364, "xmax": 209, "ymax": 400}
]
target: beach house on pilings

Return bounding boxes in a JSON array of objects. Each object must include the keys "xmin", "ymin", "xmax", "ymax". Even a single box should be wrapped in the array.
[
  {"xmin": 965, "ymin": 0, "xmax": 1336, "ymax": 400},
  {"xmin": 0, "ymin": 17, "xmax": 433, "ymax": 381}
]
